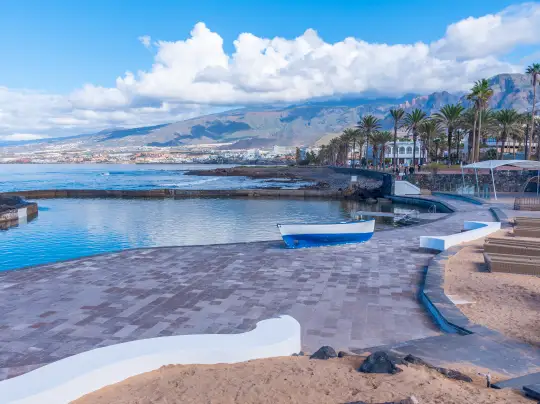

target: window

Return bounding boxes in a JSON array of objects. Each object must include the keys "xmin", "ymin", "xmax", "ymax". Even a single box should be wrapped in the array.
[
  {"xmin": 399, "ymin": 147, "xmax": 405, "ymax": 154},
  {"xmin": 406, "ymin": 147, "xmax": 412, "ymax": 154}
]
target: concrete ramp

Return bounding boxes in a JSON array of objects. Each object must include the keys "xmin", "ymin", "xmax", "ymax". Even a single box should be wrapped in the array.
[{"xmin": 394, "ymin": 180, "xmax": 421, "ymax": 196}]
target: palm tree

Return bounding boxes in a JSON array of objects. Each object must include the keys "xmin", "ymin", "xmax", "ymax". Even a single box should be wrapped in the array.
[
  {"xmin": 403, "ymin": 109, "xmax": 427, "ymax": 168},
  {"xmin": 461, "ymin": 108, "xmax": 496, "ymax": 162},
  {"xmin": 389, "ymin": 108, "xmax": 405, "ymax": 169},
  {"xmin": 433, "ymin": 104, "xmax": 465, "ymax": 164},
  {"xmin": 526, "ymin": 63, "xmax": 540, "ymax": 160},
  {"xmin": 418, "ymin": 119, "xmax": 442, "ymax": 164},
  {"xmin": 357, "ymin": 115, "xmax": 381, "ymax": 166},
  {"xmin": 494, "ymin": 109, "xmax": 523, "ymax": 160},
  {"xmin": 371, "ymin": 131, "xmax": 393, "ymax": 167},
  {"xmin": 328, "ymin": 137, "xmax": 341, "ymax": 165},
  {"xmin": 468, "ymin": 79, "xmax": 494, "ymax": 162},
  {"xmin": 339, "ymin": 128, "xmax": 356, "ymax": 167}
]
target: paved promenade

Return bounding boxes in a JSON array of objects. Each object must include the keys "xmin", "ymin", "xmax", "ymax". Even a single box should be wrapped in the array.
[{"xmin": 0, "ymin": 197, "xmax": 494, "ymax": 380}]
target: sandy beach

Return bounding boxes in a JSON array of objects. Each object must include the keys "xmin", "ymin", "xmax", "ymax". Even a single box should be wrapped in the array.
[
  {"xmin": 445, "ymin": 232, "xmax": 540, "ymax": 347},
  {"xmin": 71, "ymin": 356, "xmax": 530, "ymax": 404}
]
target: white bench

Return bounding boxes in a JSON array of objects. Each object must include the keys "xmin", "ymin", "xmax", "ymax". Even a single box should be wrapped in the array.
[{"xmin": 420, "ymin": 221, "xmax": 501, "ymax": 252}]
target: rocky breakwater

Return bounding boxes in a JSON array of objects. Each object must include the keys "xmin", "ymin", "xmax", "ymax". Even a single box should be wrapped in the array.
[
  {"xmin": 0, "ymin": 195, "xmax": 38, "ymax": 230},
  {"xmin": 186, "ymin": 166, "xmax": 351, "ymax": 190},
  {"xmin": 343, "ymin": 177, "xmax": 385, "ymax": 203}
]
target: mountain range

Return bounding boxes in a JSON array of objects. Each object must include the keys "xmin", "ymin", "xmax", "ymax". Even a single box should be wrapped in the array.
[{"xmin": 1, "ymin": 73, "xmax": 536, "ymax": 151}]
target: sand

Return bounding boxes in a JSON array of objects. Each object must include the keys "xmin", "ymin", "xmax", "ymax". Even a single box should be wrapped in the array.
[
  {"xmin": 72, "ymin": 356, "xmax": 531, "ymax": 404},
  {"xmin": 445, "ymin": 231, "xmax": 540, "ymax": 347}
]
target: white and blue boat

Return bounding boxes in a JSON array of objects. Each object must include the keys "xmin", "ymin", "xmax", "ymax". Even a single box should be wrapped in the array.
[{"xmin": 277, "ymin": 219, "xmax": 375, "ymax": 248}]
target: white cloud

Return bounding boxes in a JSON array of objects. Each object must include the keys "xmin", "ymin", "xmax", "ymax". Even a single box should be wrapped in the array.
[
  {"xmin": 0, "ymin": 133, "xmax": 49, "ymax": 141},
  {"xmin": 138, "ymin": 35, "xmax": 152, "ymax": 49},
  {"xmin": 0, "ymin": 2, "xmax": 538, "ymax": 139},
  {"xmin": 431, "ymin": 2, "xmax": 540, "ymax": 59}
]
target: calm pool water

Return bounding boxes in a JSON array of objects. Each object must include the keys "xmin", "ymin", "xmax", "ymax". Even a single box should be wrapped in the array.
[{"xmin": 1, "ymin": 198, "xmax": 422, "ymax": 271}]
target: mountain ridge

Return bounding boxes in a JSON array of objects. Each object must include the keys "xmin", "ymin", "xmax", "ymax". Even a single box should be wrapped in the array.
[{"xmin": 1, "ymin": 73, "xmax": 535, "ymax": 150}]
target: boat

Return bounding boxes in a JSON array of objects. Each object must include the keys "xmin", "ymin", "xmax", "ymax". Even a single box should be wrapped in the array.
[{"xmin": 277, "ymin": 219, "xmax": 375, "ymax": 248}]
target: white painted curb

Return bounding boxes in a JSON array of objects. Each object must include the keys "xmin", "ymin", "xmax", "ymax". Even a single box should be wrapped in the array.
[
  {"xmin": 419, "ymin": 221, "xmax": 501, "ymax": 252},
  {"xmin": 0, "ymin": 315, "xmax": 301, "ymax": 404}
]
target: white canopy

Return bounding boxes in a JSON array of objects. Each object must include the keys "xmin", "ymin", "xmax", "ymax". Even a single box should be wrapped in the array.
[
  {"xmin": 463, "ymin": 160, "xmax": 540, "ymax": 170},
  {"xmin": 461, "ymin": 160, "xmax": 540, "ymax": 199}
]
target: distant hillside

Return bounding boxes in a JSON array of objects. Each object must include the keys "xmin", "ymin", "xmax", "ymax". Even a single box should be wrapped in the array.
[{"xmin": 2, "ymin": 73, "xmax": 536, "ymax": 151}]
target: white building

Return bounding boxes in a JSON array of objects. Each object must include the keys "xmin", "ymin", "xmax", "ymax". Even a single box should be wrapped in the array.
[{"xmin": 383, "ymin": 141, "xmax": 425, "ymax": 164}]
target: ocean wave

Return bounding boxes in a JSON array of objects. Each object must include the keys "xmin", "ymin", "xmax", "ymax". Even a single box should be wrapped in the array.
[{"xmin": 160, "ymin": 177, "xmax": 222, "ymax": 188}]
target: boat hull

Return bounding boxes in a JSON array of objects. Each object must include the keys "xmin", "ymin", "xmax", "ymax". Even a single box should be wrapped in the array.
[{"xmin": 277, "ymin": 220, "xmax": 375, "ymax": 248}]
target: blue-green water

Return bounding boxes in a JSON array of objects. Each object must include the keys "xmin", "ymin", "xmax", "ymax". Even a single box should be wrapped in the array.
[
  {"xmin": 1, "ymin": 164, "xmax": 425, "ymax": 271},
  {"xmin": 1, "ymin": 198, "xmax": 383, "ymax": 271},
  {"xmin": 0, "ymin": 164, "xmax": 312, "ymax": 192}
]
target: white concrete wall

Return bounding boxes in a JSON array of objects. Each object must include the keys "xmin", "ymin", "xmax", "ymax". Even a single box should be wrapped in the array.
[
  {"xmin": 419, "ymin": 221, "xmax": 501, "ymax": 252},
  {"xmin": 394, "ymin": 181, "xmax": 421, "ymax": 196},
  {"xmin": 0, "ymin": 315, "xmax": 301, "ymax": 404}
]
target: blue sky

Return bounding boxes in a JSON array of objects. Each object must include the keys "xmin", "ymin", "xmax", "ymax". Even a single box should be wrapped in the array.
[
  {"xmin": 0, "ymin": 0, "xmax": 527, "ymax": 92},
  {"xmin": 0, "ymin": 0, "xmax": 539, "ymax": 140}
]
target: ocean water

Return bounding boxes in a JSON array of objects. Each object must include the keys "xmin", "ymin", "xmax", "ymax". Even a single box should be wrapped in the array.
[
  {"xmin": 1, "ymin": 164, "xmax": 426, "ymax": 271},
  {"xmin": 0, "ymin": 164, "xmax": 312, "ymax": 192},
  {"xmin": 0, "ymin": 198, "xmax": 414, "ymax": 271}
]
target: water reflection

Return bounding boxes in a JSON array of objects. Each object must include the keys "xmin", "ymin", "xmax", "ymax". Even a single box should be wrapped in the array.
[{"xmin": 1, "ymin": 198, "xmax": 425, "ymax": 271}]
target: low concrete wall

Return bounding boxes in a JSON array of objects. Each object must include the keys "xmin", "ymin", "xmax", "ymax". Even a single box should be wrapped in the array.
[
  {"xmin": 394, "ymin": 180, "xmax": 421, "ymax": 196},
  {"xmin": 385, "ymin": 195, "xmax": 454, "ymax": 213},
  {"xmin": 0, "ymin": 315, "xmax": 301, "ymax": 404},
  {"xmin": 1, "ymin": 189, "xmax": 343, "ymax": 200},
  {"xmin": 419, "ymin": 221, "xmax": 501, "ymax": 252},
  {"xmin": 0, "ymin": 196, "xmax": 38, "ymax": 229}
]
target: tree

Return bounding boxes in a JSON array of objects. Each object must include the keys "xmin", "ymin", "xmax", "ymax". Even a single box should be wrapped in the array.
[
  {"xmin": 403, "ymin": 109, "xmax": 427, "ymax": 167},
  {"xmin": 340, "ymin": 128, "xmax": 361, "ymax": 168},
  {"xmin": 433, "ymin": 104, "xmax": 465, "ymax": 164},
  {"xmin": 389, "ymin": 108, "xmax": 405, "ymax": 169},
  {"xmin": 357, "ymin": 115, "xmax": 381, "ymax": 165},
  {"xmin": 526, "ymin": 63, "xmax": 540, "ymax": 160},
  {"xmin": 418, "ymin": 119, "xmax": 442, "ymax": 164},
  {"xmin": 467, "ymin": 79, "xmax": 494, "ymax": 162},
  {"xmin": 295, "ymin": 147, "xmax": 301, "ymax": 164},
  {"xmin": 461, "ymin": 108, "xmax": 496, "ymax": 162},
  {"xmin": 371, "ymin": 131, "xmax": 393, "ymax": 167},
  {"xmin": 494, "ymin": 109, "xmax": 523, "ymax": 160}
]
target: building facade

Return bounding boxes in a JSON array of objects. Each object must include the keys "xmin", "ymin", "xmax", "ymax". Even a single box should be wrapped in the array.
[{"xmin": 383, "ymin": 141, "xmax": 425, "ymax": 165}]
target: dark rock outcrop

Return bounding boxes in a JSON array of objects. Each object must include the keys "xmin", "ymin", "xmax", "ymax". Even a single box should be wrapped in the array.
[
  {"xmin": 310, "ymin": 346, "xmax": 337, "ymax": 360},
  {"xmin": 0, "ymin": 195, "xmax": 30, "ymax": 212},
  {"xmin": 358, "ymin": 351, "xmax": 402, "ymax": 374},
  {"xmin": 338, "ymin": 351, "xmax": 356, "ymax": 358},
  {"xmin": 434, "ymin": 367, "xmax": 473, "ymax": 383},
  {"xmin": 404, "ymin": 354, "xmax": 472, "ymax": 382}
]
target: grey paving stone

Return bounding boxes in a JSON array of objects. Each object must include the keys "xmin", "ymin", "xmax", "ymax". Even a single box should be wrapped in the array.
[{"xmin": 0, "ymin": 196, "xmax": 495, "ymax": 380}]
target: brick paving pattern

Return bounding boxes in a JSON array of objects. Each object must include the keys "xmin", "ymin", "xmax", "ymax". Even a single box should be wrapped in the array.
[{"xmin": 0, "ymin": 196, "xmax": 494, "ymax": 380}]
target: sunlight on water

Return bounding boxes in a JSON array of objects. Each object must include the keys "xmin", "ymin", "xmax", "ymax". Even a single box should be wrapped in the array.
[{"xmin": 1, "ymin": 198, "xmax": 422, "ymax": 271}]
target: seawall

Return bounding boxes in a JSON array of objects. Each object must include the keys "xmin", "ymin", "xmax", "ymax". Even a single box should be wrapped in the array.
[
  {"xmin": 0, "ymin": 196, "xmax": 38, "ymax": 229},
  {"xmin": 1, "ymin": 188, "xmax": 344, "ymax": 199}
]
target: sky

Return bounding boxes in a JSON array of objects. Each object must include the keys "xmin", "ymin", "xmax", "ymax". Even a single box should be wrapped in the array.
[{"xmin": 0, "ymin": 0, "xmax": 539, "ymax": 141}]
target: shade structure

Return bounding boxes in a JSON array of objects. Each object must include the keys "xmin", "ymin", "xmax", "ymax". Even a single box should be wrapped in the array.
[
  {"xmin": 463, "ymin": 160, "xmax": 540, "ymax": 170},
  {"xmin": 461, "ymin": 160, "xmax": 540, "ymax": 199}
]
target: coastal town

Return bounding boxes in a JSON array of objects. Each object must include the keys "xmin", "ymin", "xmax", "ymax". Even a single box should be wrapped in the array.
[{"xmin": 2, "ymin": 1, "xmax": 540, "ymax": 403}]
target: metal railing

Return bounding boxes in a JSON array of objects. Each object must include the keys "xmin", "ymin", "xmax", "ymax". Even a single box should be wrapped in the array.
[{"xmin": 514, "ymin": 197, "xmax": 540, "ymax": 211}]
